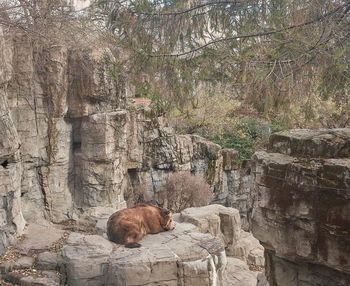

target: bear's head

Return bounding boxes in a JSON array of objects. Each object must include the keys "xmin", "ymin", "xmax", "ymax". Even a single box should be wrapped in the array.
[{"xmin": 160, "ymin": 208, "xmax": 175, "ymax": 231}]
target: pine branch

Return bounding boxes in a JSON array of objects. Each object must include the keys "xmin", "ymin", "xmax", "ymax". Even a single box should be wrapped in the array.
[
  {"xmin": 148, "ymin": 1, "xmax": 350, "ymax": 57},
  {"xmin": 130, "ymin": 1, "xmax": 239, "ymax": 16}
]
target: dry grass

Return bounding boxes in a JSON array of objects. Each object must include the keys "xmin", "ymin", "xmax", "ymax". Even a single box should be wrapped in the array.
[{"xmin": 0, "ymin": 247, "xmax": 22, "ymax": 264}]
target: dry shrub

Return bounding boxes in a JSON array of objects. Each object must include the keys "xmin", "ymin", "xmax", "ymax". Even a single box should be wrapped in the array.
[
  {"xmin": 126, "ymin": 184, "xmax": 149, "ymax": 208},
  {"xmin": 159, "ymin": 171, "xmax": 212, "ymax": 212}
]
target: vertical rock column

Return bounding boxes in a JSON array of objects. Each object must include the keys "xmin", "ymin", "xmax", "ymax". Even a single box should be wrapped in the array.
[
  {"xmin": 35, "ymin": 43, "xmax": 74, "ymax": 222},
  {"xmin": 5, "ymin": 32, "xmax": 74, "ymax": 223},
  {"xmin": 6, "ymin": 33, "xmax": 49, "ymax": 222},
  {"xmin": 77, "ymin": 111, "xmax": 128, "ymax": 209},
  {"xmin": 67, "ymin": 48, "xmax": 129, "ymax": 212},
  {"xmin": 222, "ymin": 149, "xmax": 253, "ymax": 231},
  {"xmin": 0, "ymin": 27, "xmax": 25, "ymax": 254}
]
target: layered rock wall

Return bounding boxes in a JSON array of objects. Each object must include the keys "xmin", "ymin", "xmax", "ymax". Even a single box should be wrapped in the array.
[
  {"xmin": 0, "ymin": 27, "xmax": 25, "ymax": 254},
  {"xmin": 251, "ymin": 129, "xmax": 350, "ymax": 285}
]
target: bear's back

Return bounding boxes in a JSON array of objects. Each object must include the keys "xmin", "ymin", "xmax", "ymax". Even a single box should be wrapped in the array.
[{"xmin": 107, "ymin": 204, "xmax": 164, "ymax": 243}]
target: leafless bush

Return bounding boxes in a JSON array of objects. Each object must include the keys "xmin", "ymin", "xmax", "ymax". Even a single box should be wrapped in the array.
[
  {"xmin": 0, "ymin": 0, "xmax": 106, "ymax": 50},
  {"xmin": 126, "ymin": 184, "xmax": 149, "ymax": 208},
  {"xmin": 158, "ymin": 171, "xmax": 212, "ymax": 212}
]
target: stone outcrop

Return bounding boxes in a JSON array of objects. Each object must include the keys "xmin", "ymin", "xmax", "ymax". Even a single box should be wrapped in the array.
[
  {"xmin": 0, "ymin": 205, "xmax": 264, "ymax": 286},
  {"xmin": 179, "ymin": 205, "xmax": 264, "ymax": 267},
  {"xmin": 224, "ymin": 160, "xmax": 253, "ymax": 231},
  {"xmin": 225, "ymin": 258, "xmax": 259, "ymax": 286},
  {"xmin": 63, "ymin": 225, "xmax": 226, "ymax": 286},
  {"xmin": 268, "ymin": 129, "xmax": 350, "ymax": 158},
  {"xmin": 251, "ymin": 129, "xmax": 350, "ymax": 286}
]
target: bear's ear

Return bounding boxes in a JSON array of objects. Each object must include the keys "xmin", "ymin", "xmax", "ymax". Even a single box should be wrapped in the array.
[{"xmin": 160, "ymin": 209, "xmax": 170, "ymax": 217}]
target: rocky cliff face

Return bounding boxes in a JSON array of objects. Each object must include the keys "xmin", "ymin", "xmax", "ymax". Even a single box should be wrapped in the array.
[
  {"xmin": 251, "ymin": 129, "xmax": 350, "ymax": 286},
  {"xmin": 0, "ymin": 27, "xmax": 26, "ymax": 255},
  {"xmin": 0, "ymin": 28, "xmax": 252, "ymax": 253}
]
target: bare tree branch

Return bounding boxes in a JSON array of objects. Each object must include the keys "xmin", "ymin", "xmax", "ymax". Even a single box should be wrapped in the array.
[{"xmin": 130, "ymin": 1, "xmax": 239, "ymax": 16}]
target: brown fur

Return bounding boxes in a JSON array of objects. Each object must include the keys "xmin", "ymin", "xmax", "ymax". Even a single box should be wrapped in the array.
[{"xmin": 107, "ymin": 203, "xmax": 174, "ymax": 248}]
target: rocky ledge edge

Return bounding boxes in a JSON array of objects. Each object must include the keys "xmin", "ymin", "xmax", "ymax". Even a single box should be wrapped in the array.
[{"xmin": 0, "ymin": 205, "xmax": 264, "ymax": 286}]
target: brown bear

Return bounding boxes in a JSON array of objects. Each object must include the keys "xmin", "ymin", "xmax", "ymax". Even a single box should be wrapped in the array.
[{"xmin": 106, "ymin": 203, "xmax": 175, "ymax": 248}]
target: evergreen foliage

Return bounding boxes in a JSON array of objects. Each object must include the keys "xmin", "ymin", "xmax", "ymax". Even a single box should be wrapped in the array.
[{"xmin": 95, "ymin": 0, "xmax": 350, "ymax": 130}]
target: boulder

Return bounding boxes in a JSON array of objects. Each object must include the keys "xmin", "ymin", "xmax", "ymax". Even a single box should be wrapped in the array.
[
  {"xmin": 224, "ymin": 257, "xmax": 258, "ymax": 286},
  {"xmin": 180, "ymin": 205, "xmax": 264, "ymax": 267},
  {"xmin": 37, "ymin": 252, "xmax": 60, "ymax": 270}
]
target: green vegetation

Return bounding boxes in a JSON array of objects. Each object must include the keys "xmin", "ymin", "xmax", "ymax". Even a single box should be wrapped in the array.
[
  {"xmin": 210, "ymin": 133, "xmax": 255, "ymax": 162},
  {"xmin": 208, "ymin": 117, "xmax": 266, "ymax": 162},
  {"xmin": 209, "ymin": 117, "xmax": 288, "ymax": 161}
]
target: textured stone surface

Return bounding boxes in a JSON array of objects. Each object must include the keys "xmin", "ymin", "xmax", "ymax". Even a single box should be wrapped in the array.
[
  {"xmin": 268, "ymin": 129, "xmax": 350, "ymax": 158},
  {"xmin": 0, "ymin": 29, "xmax": 248, "ymax": 229},
  {"xmin": 224, "ymin": 160, "xmax": 253, "ymax": 231},
  {"xmin": 15, "ymin": 224, "xmax": 65, "ymax": 255},
  {"xmin": 59, "ymin": 205, "xmax": 263, "ymax": 286},
  {"xmin": 61, "ymin": 223, "xmax": 226, "ymax": 286},
  {"xmin": 6, "ymin": 32, "xmax": 72, "ymax": 223},
  {"xmin": 0, "ymin": 27, "xmax": 25, "ymax": 256},
  {"xmin": 251, "ymin": 129, "xmax": 350, "ymax": 285},
  {"xmin": 180, "ymin": 205, "xmax": 242, "ymax": 250},
  {"xmin": 224, "ymin": 257, "xmax": 258, "ymax": 286},
  {"xmin": 256, "ymin": 272, "xmax": 269, "ymax": 286},
  {"xmin": 265, "ymin": 251, "xmax": 350, "ymax": 286},
  {"xmin": 37, "ymin": 251, "xmax": 60, "ymax": 270},
  {"xmin": 13, "ymin": 256, "xmax": 34, "ymax": 269},
  {"xmin": 4, "ymin": 270, "xmax": 61, "ymax": 286},
  {"xmin": 179, "ymin": 205, "xmax": 264, "ymax": 267},
  {"xmin": 0, "ymin": 30, "xmax": 131, "ymax": 228},
  {"xmin": 75, "ymin": 206, "xmax": 117, "ymax": 234},
  {"xmin": 75, "ymin": 111, "xmax": 128, "ymax": 209},
  {"xmin": 230, "ymin": 232, "xmax": 264, "ymax": 267}
]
